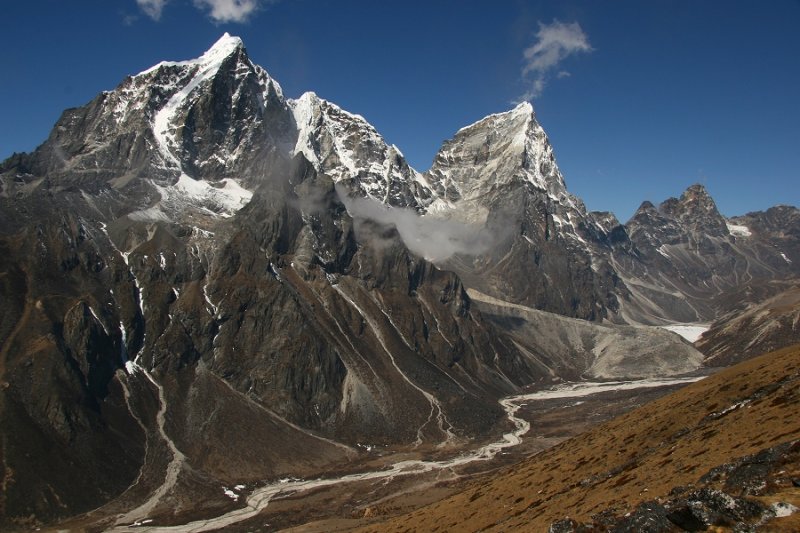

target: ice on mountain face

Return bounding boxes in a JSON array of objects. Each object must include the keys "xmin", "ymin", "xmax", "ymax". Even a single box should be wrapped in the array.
[
  {"xmin": 151, "ymin": 37, "xmax": 245, "ymax": 169},
  {"xmin": 659, "ymin": 323, "xmax": 710, "ymax": 343},
  {"xmin": 454, "ymin": 101, "xmax": 533, "ymax": 135},
  {"xmin": 423, "ymin": 101, "xmax": 573, "ymax": 225},
  {"xmin": 90, "ymin": 33, "xmax": 277, "ymax": 222},
  {"xmin": 138, "ymin": 174, "xmax": 252, "ymax": 221},
  {"xmin": 290, "ymin": 92, "xmax": 324, "ymax": 168},
  {"xmin": 133, "ymin": 33, "xmax": 284, "ymax": 180},
  {"xmin": 726, "ymin": 222, "xmax": 752, "ymax": 237},
  {"xmin": 290, "ymin": 92, "xmax": 382, "ymax": 179}
]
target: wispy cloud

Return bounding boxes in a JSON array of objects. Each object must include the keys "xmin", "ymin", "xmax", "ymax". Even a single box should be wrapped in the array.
[
  {"xmin": 521, "ymin": 20, "xmax": 592, "ymax": 100},
  {"xmin": 135, "ymin": 0, "xmax": 267, "ymax": 23},
  {"xmin": 336, "ymin": 186, "xmax": 500, "ymax": 262},
  {"xmin": 136, "ymin": 0, "xmax": 168, "ymax": 21},
  {"xmin": 193, "ymin": 0, "xmax": 262, "ymax": 23}
]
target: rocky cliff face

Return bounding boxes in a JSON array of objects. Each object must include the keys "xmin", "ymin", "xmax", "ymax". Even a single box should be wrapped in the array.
[
  {"xmin": 291, "ymin": 92, "xmax": 433, "ymax": 209},
  {"xmin": 421, "ymin": 103, "xmax": 623, "ymax": 321}
]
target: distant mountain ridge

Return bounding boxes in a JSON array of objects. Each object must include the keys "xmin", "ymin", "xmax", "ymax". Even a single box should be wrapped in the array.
[{"xmin": 0, "ymin": 34, "xmax": 797, "ymax": 529}]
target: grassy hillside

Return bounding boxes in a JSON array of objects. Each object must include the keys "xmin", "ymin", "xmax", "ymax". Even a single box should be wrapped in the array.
[{"xmin": 360, "ymin": 344, "xmax": 800, "ymax": 531}]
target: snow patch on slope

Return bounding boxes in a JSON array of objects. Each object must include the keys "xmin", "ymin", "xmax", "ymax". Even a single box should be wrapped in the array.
[
  {"xmin": 659, "ymin": 323, "xmax": 710, "ymax": 343},
  {"xmin": 139, "ymin": 33, "xmax": 243, "ymax": 77},
  {"xmin": 147, "ymin": 174, "xmax": 253, "ymax": 218},
  {"xmin": 726, "ymin": 222, "xmax": 752, "ymax": 237},
  {"xmin": 289, "ymin": 92, "xmax": 433, "ymax": 208}
]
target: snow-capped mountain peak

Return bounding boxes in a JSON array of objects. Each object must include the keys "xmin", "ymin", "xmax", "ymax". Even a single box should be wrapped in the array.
[
  {"xmin": 201, "ymin": 32, "xmax": 244, "ymax": 61},
  {"xmin": 137, "ymin": 32, "xmax": 245, "ymax": 78},
  {"xmin": 26, "ymin": 33, "xmax": 293, "ymax": 222},
  {"xmin": 289, "ymin": 91, "xmax": 433, "ymax": 209},
  {"xmin": 422, "ymin": 100, "xmax": 569, "ymax": 224}
]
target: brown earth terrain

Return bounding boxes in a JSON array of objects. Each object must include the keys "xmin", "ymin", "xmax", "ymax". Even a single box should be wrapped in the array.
[{"xmin": 355, "ymin": 344, "xmax": 800, "ymax": 532}]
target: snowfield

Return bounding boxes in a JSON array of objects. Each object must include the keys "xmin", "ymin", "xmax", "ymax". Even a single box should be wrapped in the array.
[{"xmin": 659, "ymin": 323, "xmax": 710, "ymax": 343}]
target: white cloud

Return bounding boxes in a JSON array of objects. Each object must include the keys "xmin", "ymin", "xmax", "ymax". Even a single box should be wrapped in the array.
[
  {"xmin": 136, "ymin": 0, "xmax": 169, "ymax": 20},
  {"xmin": 337, "ymin": 186, "xmax": 499, "ymax": 262},
  {"xmin": 193, "ymin": 0, "xmax": 261, "ymax": 23},
  {"xmin": 521, "ymin": 20, "xmax": 592, "ymax": 100}
]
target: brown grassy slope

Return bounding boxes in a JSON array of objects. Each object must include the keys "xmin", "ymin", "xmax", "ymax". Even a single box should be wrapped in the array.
[{"xmin": 360, "ymin": 344, "xmax": 800, "ymax": 532}]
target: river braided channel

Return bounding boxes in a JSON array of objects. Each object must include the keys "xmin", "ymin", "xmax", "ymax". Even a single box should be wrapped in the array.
[{"xmin": 122, "ymin": 376, "xmax": 703, "ymax": 532}]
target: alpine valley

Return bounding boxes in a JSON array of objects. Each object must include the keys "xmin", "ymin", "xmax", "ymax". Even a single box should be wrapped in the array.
[{"xmin": 1, "ymin": 35, "xmax": 798, "ymax": 531}]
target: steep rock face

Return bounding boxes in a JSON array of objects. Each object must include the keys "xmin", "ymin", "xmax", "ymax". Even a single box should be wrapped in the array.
[
  {"xmin": 0, "ymin": 209, "xmax": 145, "ymax": 526},
  {"xmin": 425, "ymin": 102, "xmax": 569, "ymax": 220},
  {"xmin": 0, "ymin": 33, "xmax": 291, "ymax": 223}
]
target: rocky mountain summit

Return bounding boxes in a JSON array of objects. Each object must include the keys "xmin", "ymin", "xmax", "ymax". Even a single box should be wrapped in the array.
[
  {"xmin": 611, "ymin": 185, "xmax": 799, "ymax": 323},
  {"xmin": 0, "ymin": 34, "xmax": 798, "ymax": 529}
]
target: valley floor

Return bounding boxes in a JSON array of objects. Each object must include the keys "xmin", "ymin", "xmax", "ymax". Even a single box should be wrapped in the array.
[{"xmin": 74, "ymin": 375, "xmax": 708, "ymax": 532}]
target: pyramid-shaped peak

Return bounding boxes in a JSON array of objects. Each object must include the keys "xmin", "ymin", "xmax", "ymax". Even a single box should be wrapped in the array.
[
  {"xmin": 656, "ymin": 183, "xmax": 728, "ymax": 236},
  {"xmin": 681, "ymin": 183, "xmax": 713, "ymax": 202},
  {"xmin": 674, "ymin": 183, "xmax": 719, "ymax": 213},
  {"xmin": 208, "ymin": 33, "xmax": 244, "ymax": 53},
  {"xmin": 454, "ymin": 101, "xmax": 534, "ymax": 136},
  {"xmin": 636, "ymin": 200, "xmax": 657, "ymax": 213},
  {"xmin": 512, "ymin": 100, "xmax": 534, "ymax": 115},
  {"xmin": 199, "ymin": 33, "xmax": 246, "ymax": 65},
  {"xmin": 136, "ymin": 33, "xmax": 247, "ymax": 77}
]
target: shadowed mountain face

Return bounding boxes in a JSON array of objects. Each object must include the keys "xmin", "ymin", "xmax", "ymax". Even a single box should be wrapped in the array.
[
  {"xmin": 0, "ymin": 34, "xmax": 795, "ymax": 528},
  {"xmin": 0, "ymin": 153, "xmax": 544, "ymax": 527}
]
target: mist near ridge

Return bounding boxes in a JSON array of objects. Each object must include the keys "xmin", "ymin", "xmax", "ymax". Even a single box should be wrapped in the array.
[{"xmin": 335, "ymin": 185, "xmax": 499, "ymax": 262}]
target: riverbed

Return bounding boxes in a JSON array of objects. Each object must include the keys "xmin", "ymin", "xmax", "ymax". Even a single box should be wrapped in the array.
[{"xmin": 118, "ymin": 376, "xmax": 704, "ymax": 532}]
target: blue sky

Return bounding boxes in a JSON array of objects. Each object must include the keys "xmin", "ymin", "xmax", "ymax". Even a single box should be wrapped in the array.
[{"xmin": 1, "ymin": 1, "xmax": 798, "ymax": 221}]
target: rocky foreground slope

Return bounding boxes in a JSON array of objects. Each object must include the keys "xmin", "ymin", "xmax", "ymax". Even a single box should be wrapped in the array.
[
  {"xmin": 360, "ymin": 344, "xmax": 800, "ymax": 532},
  {"xmin": 0, "ymin": 34, "xmax": 797, "ymax": 528}
]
